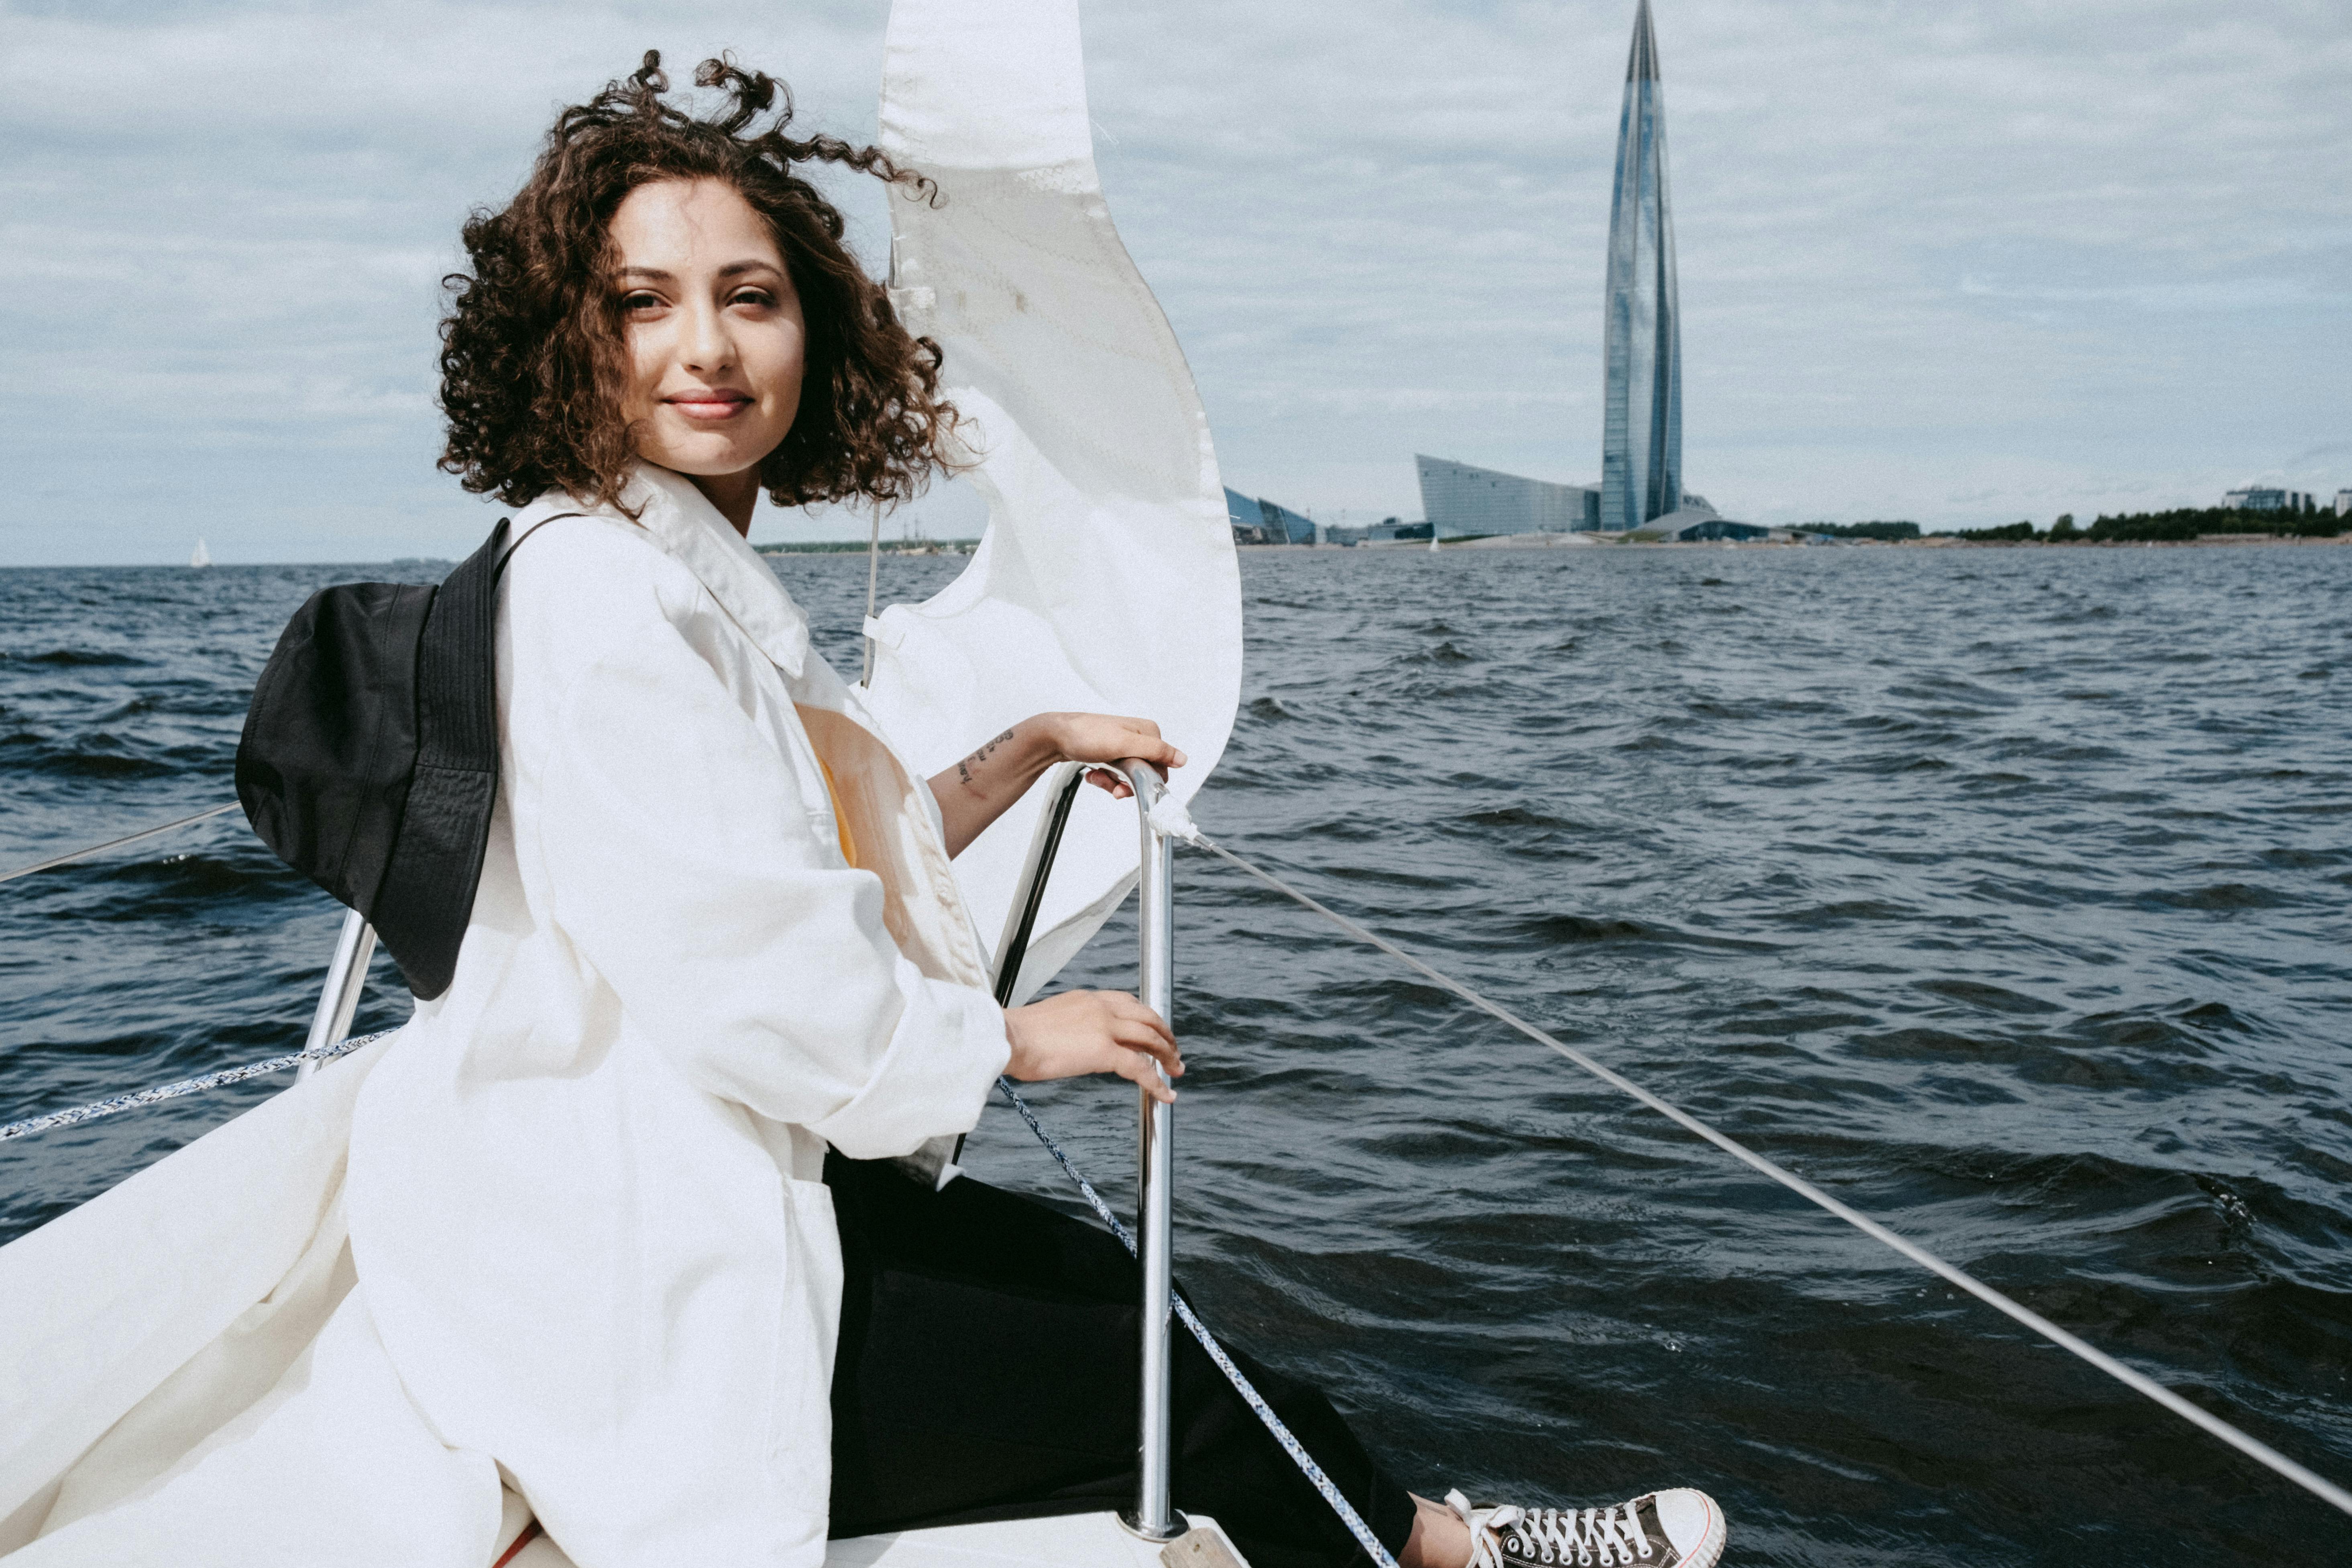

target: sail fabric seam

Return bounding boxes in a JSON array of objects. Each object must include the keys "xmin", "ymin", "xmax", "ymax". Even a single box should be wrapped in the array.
[
  {"xmin": 992, "ymin": 1076, "xmax": 1404, "ymax": 1568},
  {"xmin": 0, "ymin": 1030, "xmax": 388, "ymax": 1142},
  {"xmin": 1176, "ymin": 832, "xmax": 2352, "ymax": 1524}
]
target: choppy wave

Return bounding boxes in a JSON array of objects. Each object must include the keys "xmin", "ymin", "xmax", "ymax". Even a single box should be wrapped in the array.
[{"xmin": 3, "ymin": 544, "xmax": 2349, "ymax": 1562}]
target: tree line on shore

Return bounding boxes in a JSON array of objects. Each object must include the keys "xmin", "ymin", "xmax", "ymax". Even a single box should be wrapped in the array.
[
  {"xmin": 1955, "ymin": 506, "xmax": 2345, "ymax": 544},
  {"xmin": 1803, "ymin": 521, "xmax": 1921, "ymax": 541}
]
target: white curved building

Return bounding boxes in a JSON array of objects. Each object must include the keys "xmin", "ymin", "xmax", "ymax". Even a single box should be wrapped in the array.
[{"xmin": 1415, "ymin": 454, "xmax": 1599, "ymax": 537}]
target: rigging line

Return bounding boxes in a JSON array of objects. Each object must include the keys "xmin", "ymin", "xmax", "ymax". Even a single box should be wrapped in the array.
[
  {"xmin": 0, "ymin": 1030, "xmax": 388, "ymax": 1143},
  {"xmin": 992, "ymin": 1077, "xmax": 1402, "ymax": 1568},
  {"xmin": 1178, "ymin": 831, "xmax": 2352, "ymax": 1523},
  {"xmin": 0, "ymin": 801, "xmax": 242, "ymax": 888}
]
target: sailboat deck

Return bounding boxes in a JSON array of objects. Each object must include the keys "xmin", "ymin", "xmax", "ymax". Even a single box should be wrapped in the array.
[{"xmin": 495, "ymin": 1508, "xmax": 1248, "ymax": 1568}]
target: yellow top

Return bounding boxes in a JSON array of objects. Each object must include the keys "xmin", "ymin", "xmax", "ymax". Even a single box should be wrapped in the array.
[{"xmin": 816, "ymin": 756, "xmax": 859, "ymax": 869}]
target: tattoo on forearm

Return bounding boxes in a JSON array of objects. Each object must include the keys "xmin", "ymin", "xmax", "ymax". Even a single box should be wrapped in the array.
[{"xmin": 955, "ymin": 728, "xmax": 1018, "ymax": 790}]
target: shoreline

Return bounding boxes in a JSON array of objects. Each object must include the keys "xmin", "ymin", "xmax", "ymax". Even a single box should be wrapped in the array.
[{"xmin": 1238, "ymin": 532, "xmax": 2352, "ymax": 553}]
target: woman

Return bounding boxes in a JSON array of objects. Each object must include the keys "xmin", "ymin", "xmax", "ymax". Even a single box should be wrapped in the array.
[{"xmin": 0, "ymin": 55, "xmax": 1721, "ymax": 1568}]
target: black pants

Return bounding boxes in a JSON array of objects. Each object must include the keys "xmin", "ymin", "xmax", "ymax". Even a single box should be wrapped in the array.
[{"xmin": 825, "ymin": 1153, "xmax": 1417, "ymax": 1568}]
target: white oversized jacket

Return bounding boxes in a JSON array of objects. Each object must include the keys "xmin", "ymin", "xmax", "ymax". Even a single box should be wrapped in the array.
[{"xmin": 0, "ymin": 465, "xmax": 1012, "ymax": 1567}]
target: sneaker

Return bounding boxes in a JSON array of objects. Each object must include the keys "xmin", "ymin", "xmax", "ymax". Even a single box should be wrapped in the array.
[{"xmin": 1445, "ymin": 1487, "xmax": 1726, "ymax": 1568}]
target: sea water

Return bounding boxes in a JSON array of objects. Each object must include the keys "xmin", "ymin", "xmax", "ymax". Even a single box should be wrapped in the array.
[{"xmin": 2, "ymin": 544, "xmax": 2347, "ymax": 1564}]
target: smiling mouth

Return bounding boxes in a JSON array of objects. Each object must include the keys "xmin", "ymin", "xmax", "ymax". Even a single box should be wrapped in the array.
[{"xmin": 665, "ymin": 391, "xmax": 753, "ymax": 420}]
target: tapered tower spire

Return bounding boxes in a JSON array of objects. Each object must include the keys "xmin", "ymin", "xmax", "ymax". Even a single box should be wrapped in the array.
[{"xmin": 1600, "ymin": 0, "xmax": 1682, "ymax": 531}]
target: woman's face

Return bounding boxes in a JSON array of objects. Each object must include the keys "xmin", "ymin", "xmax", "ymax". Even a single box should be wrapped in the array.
[{"xmin": 610, "ymin": 177, "xmax": 806, "ymax": 492}]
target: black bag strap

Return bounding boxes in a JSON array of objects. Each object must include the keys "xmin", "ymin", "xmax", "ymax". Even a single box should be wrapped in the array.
[
  {"xmin": 411, "ymin": 524, "xmax": 501, "ymax": 778},
  {"xmin": 410, "ymin": 510, "xmax": 583, "ymax": 773},
  {"xmin": 367, "ymin": 510, "xmax": 588, "ymax": 994},
  {"xmin": 493, "ymin": 510, "xmax": 584, "ymax": 578}
]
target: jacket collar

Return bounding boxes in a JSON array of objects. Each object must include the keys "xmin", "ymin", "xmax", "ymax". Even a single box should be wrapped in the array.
[{"xmin": 532, "ymin": 464, "xmax": 812, "ymax": 679}]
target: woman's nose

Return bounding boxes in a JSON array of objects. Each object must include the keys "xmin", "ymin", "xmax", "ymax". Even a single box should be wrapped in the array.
[{"xmin": 680, "ymin": 297, "xmax": 735, "ymax": 373}]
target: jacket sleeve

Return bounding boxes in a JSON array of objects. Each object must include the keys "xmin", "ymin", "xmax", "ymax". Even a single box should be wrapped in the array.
[{"xmin": 507, "ymin": 537, "xmax": 1009, "ymax": 1158}]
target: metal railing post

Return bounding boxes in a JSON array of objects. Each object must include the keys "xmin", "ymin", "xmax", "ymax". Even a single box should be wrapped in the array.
[
  {"xmin": 946, "ymin": 763, "xmax": 1090, "ymax": 1173},
  {"xmin": 992, "ymin": 763, "xmax": 1089, "ymax": 1006},
  {"xmin": 1122, "ymin": 760, "xmax": 1185, "ymax": 1542},
  {"xmin": 296, "ymin": 907, "xmax": 377, "ymax": 1082},
  {"xmin": 984, "ymin": 758, "xmax": 1188, "ymax": 1540}
]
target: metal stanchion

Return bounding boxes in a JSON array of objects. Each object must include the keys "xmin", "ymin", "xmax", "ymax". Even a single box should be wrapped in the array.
[
  {"xmin": 1121, "ymin": 760, "xmax": 1185, "ymax": 1542},
  {"xmin": 991, "ymin": 763, "xmax": 1089, "ymax": 1006},
  {"xmin": 296, "ymin": 907, "xmax": 377, "ymax": 1082},
  {"xmin": 982, "ymin": 758, "xmax": 1188, "ymax": 1542}
]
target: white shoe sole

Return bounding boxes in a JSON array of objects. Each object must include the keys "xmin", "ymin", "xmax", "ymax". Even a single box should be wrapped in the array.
[{"xmin": 1652, "ymin": 1487, "xmax": 1727, "ymax": 1568}]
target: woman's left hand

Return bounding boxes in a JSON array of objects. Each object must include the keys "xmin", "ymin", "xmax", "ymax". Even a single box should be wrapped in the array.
[
  {"xmin": 1041, "ymin": 712, "xmax": 1187, "ymax": 800},
  {"xmin": 929, "ymin": 711, "xmax": 1187, "ymax": 857}
]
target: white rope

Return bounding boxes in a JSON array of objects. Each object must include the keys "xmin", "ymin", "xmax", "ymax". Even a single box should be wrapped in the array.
[
  {"xmin": 1167, "ymin": 823, "xmax": 2352, "ymax": 1523},
  {"xmin": 994, "ymin": 1079, "xmax": 1402, "ymax": 1568},
  {"xmin": 0, "ymin": 1030, "xmax": 389, "ymax": 1143},
  {"xmin": 0, "ymin": 801, "xmax": 241, "ymax": 887}
]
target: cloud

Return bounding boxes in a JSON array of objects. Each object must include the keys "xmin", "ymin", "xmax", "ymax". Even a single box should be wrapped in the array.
[{"xmin": 0, "ymin": 0, "xmax": 2345, "ymax": 562}]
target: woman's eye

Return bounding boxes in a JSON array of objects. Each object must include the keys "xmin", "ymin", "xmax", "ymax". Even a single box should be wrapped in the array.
[
  {"xmin": 621, "ymin": 291, "xmax": 664, "ymax": 314},
  {"xmin": 730, "ymin": 289, "xmax": 777, "ymax": 309}
]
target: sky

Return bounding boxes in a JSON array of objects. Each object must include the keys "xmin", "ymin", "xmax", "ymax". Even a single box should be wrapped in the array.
[{"xmin": 2, "ymin": 0, "xmax": 2346, "ymax": 564}]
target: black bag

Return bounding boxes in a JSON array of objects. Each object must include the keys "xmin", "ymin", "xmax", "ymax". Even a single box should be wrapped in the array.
[{"xmin": 236, "ymin": 517, "xmax": 547, "ymax": 1000}]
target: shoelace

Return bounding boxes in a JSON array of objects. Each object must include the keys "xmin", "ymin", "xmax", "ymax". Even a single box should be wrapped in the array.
[{"xmin": 1457, "ymin": 1496, "xmax": 1656, "ymax": 1568}]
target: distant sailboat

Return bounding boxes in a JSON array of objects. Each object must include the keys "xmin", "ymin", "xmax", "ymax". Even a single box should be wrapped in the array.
[
  {"xmin": 1428, "ymin": 533, "xmax": 1440, "ymax": 553},
  {"xmin": 189, "ymin": 539, "xmax": 211, "ymax": 569}
]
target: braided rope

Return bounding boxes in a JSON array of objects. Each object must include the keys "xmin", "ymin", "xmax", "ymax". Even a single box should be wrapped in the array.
[
  {"xmin": 0, "ymin": 1031, "xmax": 391, "ymax": 1143},
  {"xmin": 994, "ymin": 1077, "xmax": 1403, "ymax": 1568}
]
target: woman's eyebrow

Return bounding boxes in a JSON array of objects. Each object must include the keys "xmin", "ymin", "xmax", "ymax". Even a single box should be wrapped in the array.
[{"xmin": 613, "ymin": 261, "xmax": 778, "ymax": 283}]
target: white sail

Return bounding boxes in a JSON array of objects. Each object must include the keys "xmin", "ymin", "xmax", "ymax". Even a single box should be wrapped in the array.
[
  {"xmin": 862, "ymin": 0, "xmax": 1242, "ymax": 1002},
  {"xmin": 189, "ymin": 539, "xmax": 210, "ymax": 569}
]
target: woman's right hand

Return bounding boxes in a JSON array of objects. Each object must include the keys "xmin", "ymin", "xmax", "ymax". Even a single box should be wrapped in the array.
[{"xmin": 1004, "ymin": 990, "xmax": 1183, "ymax": 1104}]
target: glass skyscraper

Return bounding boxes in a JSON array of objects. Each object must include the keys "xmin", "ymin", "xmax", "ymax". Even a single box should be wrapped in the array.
[{"xmin": 1600, "ymin": 0, "xmax": 1682, "ymax": 532}]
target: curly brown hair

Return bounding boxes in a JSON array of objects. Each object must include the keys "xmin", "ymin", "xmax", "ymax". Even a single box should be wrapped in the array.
[{"xmin": 437, "ymin": 52, "xmax": 955, "ymax": 513}]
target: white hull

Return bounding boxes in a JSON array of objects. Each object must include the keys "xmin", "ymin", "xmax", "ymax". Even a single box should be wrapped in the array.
[
  {"xmin": 833, "ymin": 1513, "xmax": 1245, "ymax": 1568},
  {"xmin": 492, "ymin": 1500, "xmax": 1249, "ymax": 1568}
]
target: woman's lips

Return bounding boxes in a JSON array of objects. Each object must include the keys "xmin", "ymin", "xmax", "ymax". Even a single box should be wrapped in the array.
[{"xmin": 665, "ymin": 390, "xmax": 753, "ymax": 421}]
